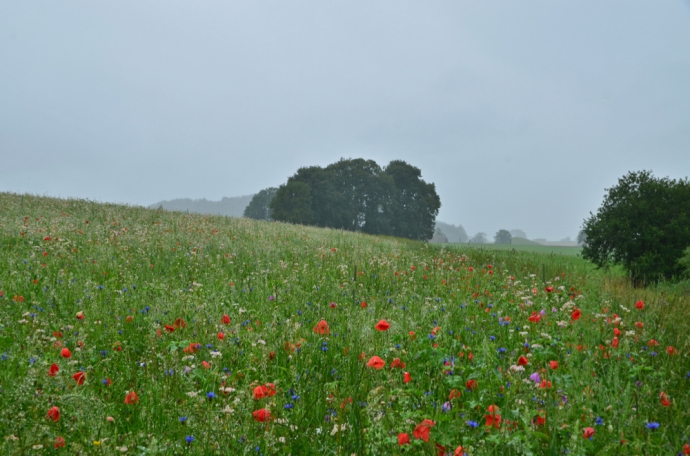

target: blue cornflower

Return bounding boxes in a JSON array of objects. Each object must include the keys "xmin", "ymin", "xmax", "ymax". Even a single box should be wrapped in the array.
[
  {"xmin": 489, "ymin": 335, "xmax": 496, "ymax": 341},
  {"xmin": 646, "ymin": 422, "xmax": 660, "ymax": 430},
  {"xmin": 428, "ymin": 334, "xmax": 435, "ymax": 340},
  {"xmin": 206, "ymin": 391, "xmax": 216, "ymax": 400},
  {"xmin": 284, "ymin": 403, "xmax": 294, "ymax": 409},
  {"xmin": 498, "ymin": 348, "xmax": 507, "ymax": 354},
  {"xmin": 185, "ymin": 435, "xmax": 194, "ymax": 443},
  {"xmin": 466, "ymin": 420, "xmax": 479, "ymax": 428},
  {"xmin": 179, "ymin": 416, "xmax": 188, "ymax": 423},
  {"xmin": 595, "ymin": 417, "xmax": 604, "ymax": 425},
  {"xmin": 100, "ymin": 350, "xmax": 107, "ymax": 358},
  {"xmin": 29, "ymin": 357, "xmax": 37, "ymax": 364}
]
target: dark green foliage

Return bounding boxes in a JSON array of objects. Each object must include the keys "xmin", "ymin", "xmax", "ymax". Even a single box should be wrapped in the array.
[
  {"xmin": 270, "ymin": 158, "xmax": 440, "ymax": 241},
  {"xmin": 582, "ymin": 170, "xmax": 690, "ymax": 284},
  {"xmin": 679, "ymin": 247, "xmax": 690, "ymax": 277},
  {"xmin": 494, "ymin": 229, "xmax": 512, "ymax": 244},
  {"xmin": 270, "ymin": 181, "xmax": 314, "ymax": 225},
  {"xmin": 244, "ymin": 187, "xmax": 277, "ymax": 220},
  {"xmin": 576, "ymin": 230, "xmax": 587, "ymax": 245}
]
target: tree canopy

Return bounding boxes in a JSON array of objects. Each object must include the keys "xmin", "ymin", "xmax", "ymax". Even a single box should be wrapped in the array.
[
  {"xmin": 581, "ymin": 170, "xmax": 690, "ymax": 284},
  {"xmin": 494, "ymin": 229, "xmax": 512, "ymax": 244},
  {"xmin": 244, "ymin": 187, "xmax": 277, "ymax": 220},
  {"xmin": 270, "ymin": 158, "xmax": 440, "ymax": 241}
]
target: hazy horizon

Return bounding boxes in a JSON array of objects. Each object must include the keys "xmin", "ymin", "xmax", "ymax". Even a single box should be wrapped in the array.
[{"xmin": 2, "ymin": 1, "xmax": 689, "ymax": 240}]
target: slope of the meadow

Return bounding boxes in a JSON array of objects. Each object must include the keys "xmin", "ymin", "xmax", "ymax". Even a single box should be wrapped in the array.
[{"xmin": 0, "ymin": 193, "xmax": 688, "ymax": 455}]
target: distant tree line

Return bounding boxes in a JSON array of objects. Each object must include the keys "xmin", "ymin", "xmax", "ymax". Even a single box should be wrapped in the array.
[{"xmin": 245, "ymin": 158, "xmax": 441, "ymax": 241}]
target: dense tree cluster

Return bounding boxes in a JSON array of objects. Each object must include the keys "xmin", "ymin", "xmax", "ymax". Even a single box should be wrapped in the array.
[
  {"xmin": 582, "ymin": 170, "xmax": 690, "ymax": 284},
  {"xmin": 259, "ymin": 158, "xmax": 440, "ymax": 241},
  {"xmin": 243, "ymin": 188, "xmax": 278, "ymax": 221},
  {"xmin": 494, "ymin": 229, "xmax": 512, "ymax": 244}
]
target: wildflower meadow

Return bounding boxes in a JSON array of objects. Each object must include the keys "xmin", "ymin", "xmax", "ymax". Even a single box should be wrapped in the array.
[{"xmin": 0, "ymin": 193, "xmax": 688, "ymax": 455}]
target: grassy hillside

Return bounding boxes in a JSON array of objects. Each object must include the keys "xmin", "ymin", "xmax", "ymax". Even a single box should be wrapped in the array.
[
  {"xmin": 0, "ymin": 193, "xmax": 688, "ymax": 455},
  {"xmin": 456, "ymin": 242, "xmax": 583, "ymax": 257}
]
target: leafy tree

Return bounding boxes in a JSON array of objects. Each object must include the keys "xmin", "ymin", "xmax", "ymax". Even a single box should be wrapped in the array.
[
  {"xmin": 244, "ymin": 187, "xmax": 277, "ymax": 220},
  {"xmin": 270, "ymin": 181, "xmax": 314, "ymax": 225},
  {"xmin": 582, "ymin": 170, "xmax": 690, "ymax": 284},
  {"xmin": 469, "ymin": 232, "xmax": 487, "ymax": 244},
  {"xmin": 510, "ymin": 229, "xmax": 527, "ymax": 239},
  {"xmin": 576, "ymin": 230, "xmax": 587, "ymax": 245},
  {"xmin": 494, "ymin": 229, "xmax": 512, "ymax": 244},
  {"xmin": 679, "ymin": 247, "xmax": 690, "ymax": 277},
  {"xmin": 384, "ymin": 160, "xmax": 440, "ymax": 241}
]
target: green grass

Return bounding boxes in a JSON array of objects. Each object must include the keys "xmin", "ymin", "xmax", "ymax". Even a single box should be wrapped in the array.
[
  {"xmin": 452, "ymin": 242, "xmax": 583, "ymax": 257},
  {"xmin": 0, "ymin": 192, "xmax": 688, "ymax": 455}
]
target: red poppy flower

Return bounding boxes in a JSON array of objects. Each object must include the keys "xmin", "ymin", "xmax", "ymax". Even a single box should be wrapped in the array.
[
  {"xmin": 53, "ymin": 331, "xmax": 63, "ymax": 338},
  {"xmin": 409, "ymin": 331, "xmax": 416, "ymax": 340},
  {"xmin": 454, "ymin": 446, "xmax": 465, "ymax": 456},
  {"xmin": 221, "ymin": 314, "xmax": 231, "ymax": 325},
  {"xmin": 539, "ymin": 380, "xmax": 552, "ymax": 389},
  {"xmin": 397, "ymin": 433, "xmax": 410, "ymax": 445},
  {"xmin": 403, "ymin": 372, "xmax": 412, "ymax": 383},
  {"xmin": 375, "ymin": 320, "xmax": 390, "ymax": 331},
  {"xmin": 517, "ymin": 356, "xmax": 529, "ymax": 366},
  {"xmin": 253, "ymin": 383, "xmax": 277, "ymax": 400},
  {"xmin": 173, "ymin": 318, "xmax": 186, "ymax": 329},
  {"xmin": 648, "ymin": 339, "xmax": 659, "ymax": 347},
  {"xmin": 611, "ymin": 337, "xmax": 619, "ymax": 348},
  {"xmin": 366, "ymin": 356, "xmax": 386, "ymax": 370},
  {"xmin": 390, "ymin": 358, "xmax": 406, "ymax": 369},
  {"xmin": 54, "ymin": 436, "xmax": 65, "ymax": 449},
  {"xmin": 613, "ymin": 328, "xmax": 621, "ymax": 337},
  {"xmin": 466, "ymin": 379, "xmax": 478, "ymax": 391},
  {"xmin": 528, "ymin": 312, "xmax": 541, "ymax": 323},
  {"xmin": 485, "ymin": 405, "xmax": 501, "ymax": 429},
  {"xmin": 60, "ymin": 348, "xmax": 71, "ymax": 359},
  {"xmin": 183, "ymin": 342, "xmax": 201, "ymax": 354},
  {"xmin": 544, "ymin": 286, "xmax": 554, "ymax": 293},
  {"xmin": 202, "ymin": 361, "xmax": 211, "ymax": 369},
  {"xmin": 683, "ymin": 443, "xmax": 690, "ymax": 455},
  {"xmin": 660, "ymin": 391, "xmax": 671, "ymax": 407},
  {"xmin": 449, "ymin": 389, "xmax": 461, "ymax": 400},
  {"xmin": 360, "ymin": 301, "xmax": 367, "ymax": 308},
  {"xmin": 252, "ymin": 408, "xmax": 271, "ymax": 422},
  {"xmin": 583, "ymin": 427, "xmax": 595, "ymax": 439},
  {"xmin": 571, "ymin": 309, "xmax": 581, "ymax": 321},
  {"xmin": 666, "ymin": 346, "xmax": 677, "ymax": 355},
  {"xmin": 532, "ymin": 414, "xmax": 546, "ymax": 426},
  {"xmin": 217, "ymin": 332, "xmax": 225, "ymax": 340},
  {"xmin": 635, "ymin": 300, "xmax": 644, "ymax": 310},
  {"xmin": 48, "ymin": 363, "xmax": 60, "ymax": 377},
  {"xmin": 47, "ymin": 406, "xmax": 60, "ymax": 422},
  {"xmin": 635, "ymin": 322, "xmax": 644, "ymax": 329},
  {"xmin": 75, "ymin": 311, "xmax": 84, "ymax": 320},
  {"xmin": 124, "ymin": 390, "xmax": 139, "ymax": 404},
  {"xmin": 164, "ymin": 325, "xmax": 175, "ymax": 333},
  {"xmin": 313, "ymin": 320, "xmax": 330, "ymax": 335},
  {"xmin": 72, "ymin": 371, "xmax": 85, "ymax": 385},
  {"xmin": 549, "ymin": 361, "xmax": 559, "ymax": 370},
  {"xmin": 413, "ymin": 419, "xmax": 435, "ymax": 442}
]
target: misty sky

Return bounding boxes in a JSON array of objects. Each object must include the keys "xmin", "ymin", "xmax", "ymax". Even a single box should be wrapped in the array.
[{"xmin": 2, "ymin": 1, "xmax": 689, "ymax": 240}]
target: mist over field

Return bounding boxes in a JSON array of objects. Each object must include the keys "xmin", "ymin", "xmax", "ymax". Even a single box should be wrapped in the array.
[{"xmin": 2, "ymin": 1, "xmax": 690, "ymax": 241}]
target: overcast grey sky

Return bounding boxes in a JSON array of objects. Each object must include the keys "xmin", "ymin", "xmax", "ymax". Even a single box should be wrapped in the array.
[{"xmin": 1, "ymin": 1, "xmax": 689, "ymax": 240}]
